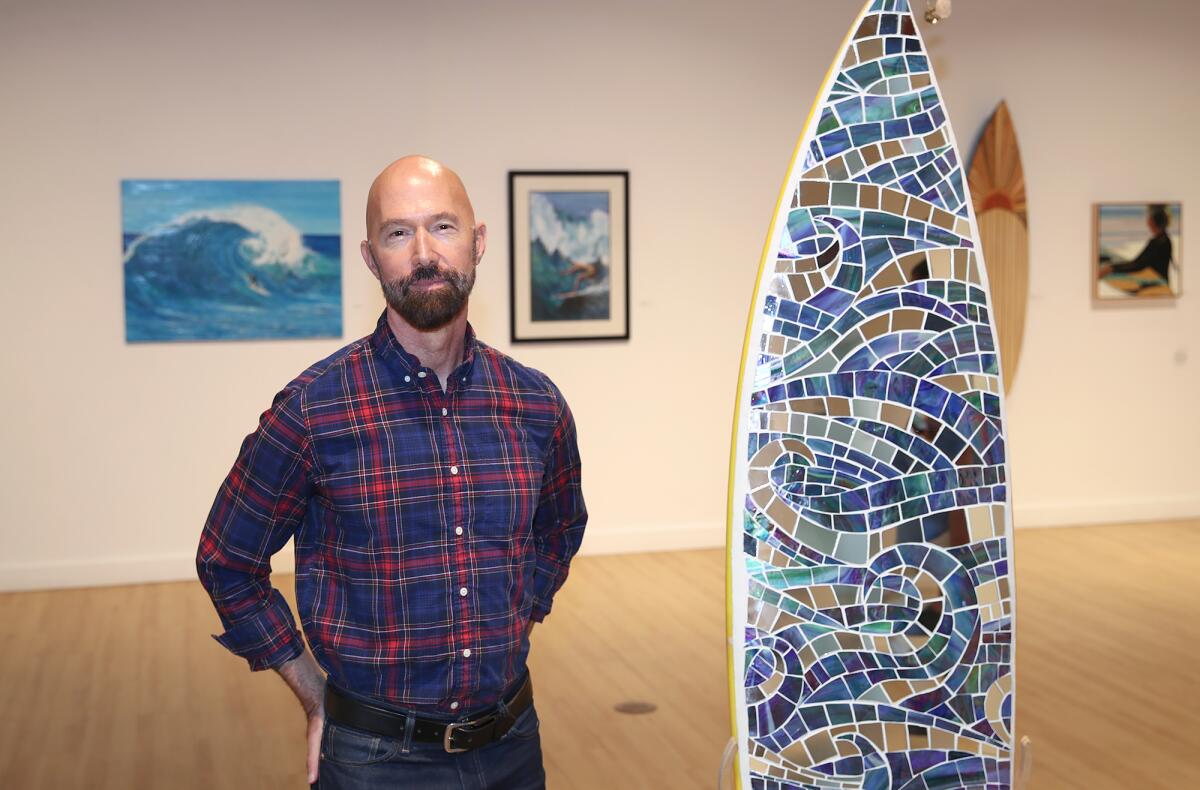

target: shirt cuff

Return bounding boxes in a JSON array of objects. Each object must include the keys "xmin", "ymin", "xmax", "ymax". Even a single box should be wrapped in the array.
[
  {"xmin": 530, "ymin": 567, "xmax": 561, "ymax": 622},
  {"xmin": 211, "ymin": 588, "xmax": 304, "ymax": 671}
]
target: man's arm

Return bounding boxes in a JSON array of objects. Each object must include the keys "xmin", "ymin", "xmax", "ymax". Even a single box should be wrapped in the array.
[
  {"xmin": 197, "ymin": 385, "xmax": 313, "ymax": 669},
  {"xmin": 197, "ymin": 386, "xmax": 325, "ymax": 777},
  {"xmin": 529, "ymin": 393, "xmax": 588, "ymax": 623}
]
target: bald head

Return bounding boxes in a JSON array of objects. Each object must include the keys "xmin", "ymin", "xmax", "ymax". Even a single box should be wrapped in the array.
[{"xmin": 365, "ymin": 155, "xmax": 476, "ymax": 239}]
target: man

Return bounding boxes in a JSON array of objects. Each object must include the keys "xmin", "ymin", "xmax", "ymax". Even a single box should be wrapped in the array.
[{"xmin": 197, "ymin": 156, "xmax": 587, "ymax": 789}]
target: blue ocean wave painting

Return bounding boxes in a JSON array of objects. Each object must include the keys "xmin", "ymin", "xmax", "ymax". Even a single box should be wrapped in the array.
[{"xmin": 122, "ymin": 180, "xmax": 341, "ymax": 342}]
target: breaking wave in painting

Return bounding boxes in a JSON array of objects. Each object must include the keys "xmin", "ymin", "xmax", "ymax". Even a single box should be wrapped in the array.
[{"xmin": 123, "ymin": 205, "xmax": 341, "ymax": 341}]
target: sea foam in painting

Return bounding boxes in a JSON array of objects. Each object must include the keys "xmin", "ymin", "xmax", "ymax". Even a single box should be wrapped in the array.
[{"xmin": 122, "ymin": 180, "xmax": 341, "ymax": 342}]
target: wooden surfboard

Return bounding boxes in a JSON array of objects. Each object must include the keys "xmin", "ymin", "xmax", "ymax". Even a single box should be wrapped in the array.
[
  {"xmin": 968, "ymin": 102, "xmax": 1028, "ymax": 395},
  {"xmin": 727, "ymin": 1, "xmax": 1017, "ymax": 788}
]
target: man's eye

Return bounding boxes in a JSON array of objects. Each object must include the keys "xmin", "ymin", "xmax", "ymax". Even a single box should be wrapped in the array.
[
  {"xmin": 436, "ymin": 223, "xmax": 453, "ymax": 231},
  {"xmin": 390, "ymin": 229, "xmax": 408, "ymax": 237}
]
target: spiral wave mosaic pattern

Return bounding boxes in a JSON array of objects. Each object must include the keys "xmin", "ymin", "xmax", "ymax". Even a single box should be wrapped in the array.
[{"xmin": 733, "ymin": 1, "xmax": 1015, "ymax": 788}]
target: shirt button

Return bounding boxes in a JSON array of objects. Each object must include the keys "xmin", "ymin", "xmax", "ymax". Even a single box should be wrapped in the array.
[
  {"xmin": 404, "ymin": 375, "xmax": 411, "ymax": 383},
  {"xmin": 450, "ymin": 465, "xmax": 459, "ymax": 475},
  {"xmin": 459, "ymin": 587, "xmax": 468, "ymax": 597},
  {"xmin": 450, "ymin": 701, "xmax": 459, "ymax": 710},
  {"xmin": 418, "ymin": 371, "xmax": 427, "ymax": 378},
  {"xmin": 442, "ymin": 407, "xmax": 448, "ymax": 417},
  {"xmin": 455, "ymin": 526, "xmax": 464, "ymax": 536},
  {"xmin": 462, "ymin": 648, "xmax": 472, "ymax": 658}
]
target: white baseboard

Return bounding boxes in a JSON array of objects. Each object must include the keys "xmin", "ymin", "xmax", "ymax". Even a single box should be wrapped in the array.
[
  {"xmin": 0, "ymin": 546, "xmax": 297, "ymax": 593},
  {"xmin": 4, "ymin": 502, "xmax": 1198, "ymax": 593}
]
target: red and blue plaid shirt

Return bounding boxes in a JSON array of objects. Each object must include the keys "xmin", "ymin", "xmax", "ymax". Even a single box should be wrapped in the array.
[{"xmin": 197, "ymin": 311, "xmax": 586, "ymax": 715}]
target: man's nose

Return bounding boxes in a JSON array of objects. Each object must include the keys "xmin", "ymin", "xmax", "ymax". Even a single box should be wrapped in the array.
[{"xmin": 412, "ymin": 226, "xmax": 434, "ymax": 263}]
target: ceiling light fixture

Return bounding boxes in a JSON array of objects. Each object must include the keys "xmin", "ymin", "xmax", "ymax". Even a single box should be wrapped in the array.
[{"xmin": 925, "ymin": 0, "xmax": 952, "ymax": 24}]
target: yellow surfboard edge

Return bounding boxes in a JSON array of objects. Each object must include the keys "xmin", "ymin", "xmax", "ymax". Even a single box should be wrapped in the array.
[{"xmin": 724, "ymin": 3, "xmax": 877, "ymax": 786}]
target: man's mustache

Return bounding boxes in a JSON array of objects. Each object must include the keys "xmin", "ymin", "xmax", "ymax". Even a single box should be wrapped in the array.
[{"xmin": 404, "ymin": 265, "xmax": 452, "ymax": 285}]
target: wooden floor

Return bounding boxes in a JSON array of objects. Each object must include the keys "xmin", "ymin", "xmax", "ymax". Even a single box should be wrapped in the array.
[{"xmin": 1, "ymin": 520, "xmax": 1197, "ymax": 788}]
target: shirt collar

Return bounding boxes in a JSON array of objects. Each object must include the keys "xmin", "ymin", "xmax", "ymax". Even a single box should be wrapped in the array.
[{"xmin": 369, "ymin": 310, "xmax": 479, "ymax": 385}]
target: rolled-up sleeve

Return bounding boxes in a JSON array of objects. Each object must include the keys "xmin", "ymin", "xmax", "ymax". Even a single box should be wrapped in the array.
[
  {"xmin": 530, "ymin": 395, "xmax": 587, "ymax": 622},
  {"xmin": 196, "ymin": 386, "xmax": 312, "ymax": 671}
]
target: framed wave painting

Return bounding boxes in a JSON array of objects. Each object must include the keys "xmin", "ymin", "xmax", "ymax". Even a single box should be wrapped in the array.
[
  {"xmin": 122, "ymin": 179, "xmax": 342, "ymax": 342},
  {"xmin": 508, "ymin": 170, "xmax": 629, "ymax": 342}
]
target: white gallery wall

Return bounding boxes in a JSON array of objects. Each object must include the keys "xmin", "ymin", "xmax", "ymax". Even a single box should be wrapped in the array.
[{"xmin": 1, "ymin": 0, "xmax": 1197, "ymax": 591}]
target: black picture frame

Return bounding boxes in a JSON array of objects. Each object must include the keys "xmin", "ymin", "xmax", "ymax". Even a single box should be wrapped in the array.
[{"xmin": 508, "ymin": 170, "xmax": 630, "ymax": 342}]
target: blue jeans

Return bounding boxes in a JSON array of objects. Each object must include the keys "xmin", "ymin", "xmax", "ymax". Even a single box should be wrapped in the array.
[{"xmin": 313, "ymin": 701, "xmax": 545, "ymax": 790}]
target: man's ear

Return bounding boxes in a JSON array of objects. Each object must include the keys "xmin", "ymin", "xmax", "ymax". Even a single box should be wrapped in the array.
[
  {"xmin": 473, "ymin": 223, "xmax": 488, "ymax": 265},
  {"xmin": 360, "ymin": 240, "xmax": 381, "ymax": 281}
]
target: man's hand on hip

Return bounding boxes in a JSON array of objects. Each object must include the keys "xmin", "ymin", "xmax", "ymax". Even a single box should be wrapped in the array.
[
  {"xmin": 275, "ymin": 650, "xmax": 327, "ymax": 783},
  {"xmin": 303, "ymin": 702, "xmax": 324, "ymax": 784}
]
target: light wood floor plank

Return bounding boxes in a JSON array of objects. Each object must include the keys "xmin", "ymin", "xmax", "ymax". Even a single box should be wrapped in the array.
[{"xmin": 1, "ymin": 521, "xmax": 1197, "ymax": 788}]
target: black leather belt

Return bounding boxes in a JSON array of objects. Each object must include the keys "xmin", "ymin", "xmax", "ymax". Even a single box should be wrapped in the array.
[{"xmin": 324, "ymin": 676, "xmax": 533, "ymax": 754}]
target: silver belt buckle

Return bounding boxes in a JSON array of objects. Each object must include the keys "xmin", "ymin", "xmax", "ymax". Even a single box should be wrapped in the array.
[
  {"xmin": 443, "ymin": 710, "xmax": 499, "ymax": 753},
  {"xmin": 443, "ymin": 720, "xmax": 473, "ymax": 753}
]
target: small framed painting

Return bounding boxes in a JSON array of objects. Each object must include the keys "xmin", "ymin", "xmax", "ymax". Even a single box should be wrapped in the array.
[
  {"xmin": 1093, "ymin": 202, "xmax": 1182, "ymax": 301},
  {"xmin": 508, "ymin": 171, "xmax": 629, "ymax": 341}
]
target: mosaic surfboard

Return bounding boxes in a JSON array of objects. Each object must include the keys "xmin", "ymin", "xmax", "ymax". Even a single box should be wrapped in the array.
[{"xmin": 727, "ymin": 2, "xmax": 1016, "ymax": 788}]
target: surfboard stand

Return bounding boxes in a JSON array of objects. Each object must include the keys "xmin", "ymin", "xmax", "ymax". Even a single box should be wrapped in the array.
[{"xmin": 1015, "ymin": 735, "xmax": 1034, "ymax": 789}]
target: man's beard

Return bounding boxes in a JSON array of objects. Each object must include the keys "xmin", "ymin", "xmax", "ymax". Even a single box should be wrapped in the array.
[{"xmin": 380, "ymin": 240, "xmax": 477, "ymax": 331}]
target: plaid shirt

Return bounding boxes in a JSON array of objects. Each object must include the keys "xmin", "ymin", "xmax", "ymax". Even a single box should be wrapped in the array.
[{"xmin": 197, "ymin": 312, "xmax": 586, "ymax": 715}]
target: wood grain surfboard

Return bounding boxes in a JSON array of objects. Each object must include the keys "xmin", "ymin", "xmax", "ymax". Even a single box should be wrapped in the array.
[{"xmin": 968, "ymin": 101, "xmax": 1028, "ymax": 395}]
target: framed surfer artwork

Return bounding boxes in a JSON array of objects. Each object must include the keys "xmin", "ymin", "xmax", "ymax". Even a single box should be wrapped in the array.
[
  {"xmin": 121, "ymin": 179, "xmax": 342, "ymax": 342},
  {"xmin": 508, "ymin": 170, "xmax": 629, "ymax": 342},
  {"xmin": 1093, "ymin": 202, "xmax": 1182, "ymax": 301}
]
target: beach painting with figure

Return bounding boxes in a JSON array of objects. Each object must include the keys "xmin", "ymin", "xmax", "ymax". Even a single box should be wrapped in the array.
[
  {"xmin": 122, "ymin": 179, "xmax": 342, "ymax": 342},
  {"xmin": 509, "ymin": 171, "xmax": 629, "ymax": 341},
  {"xmin": 1094, "ymin": 202, "xmax": 1182, "ymax": 301}
]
